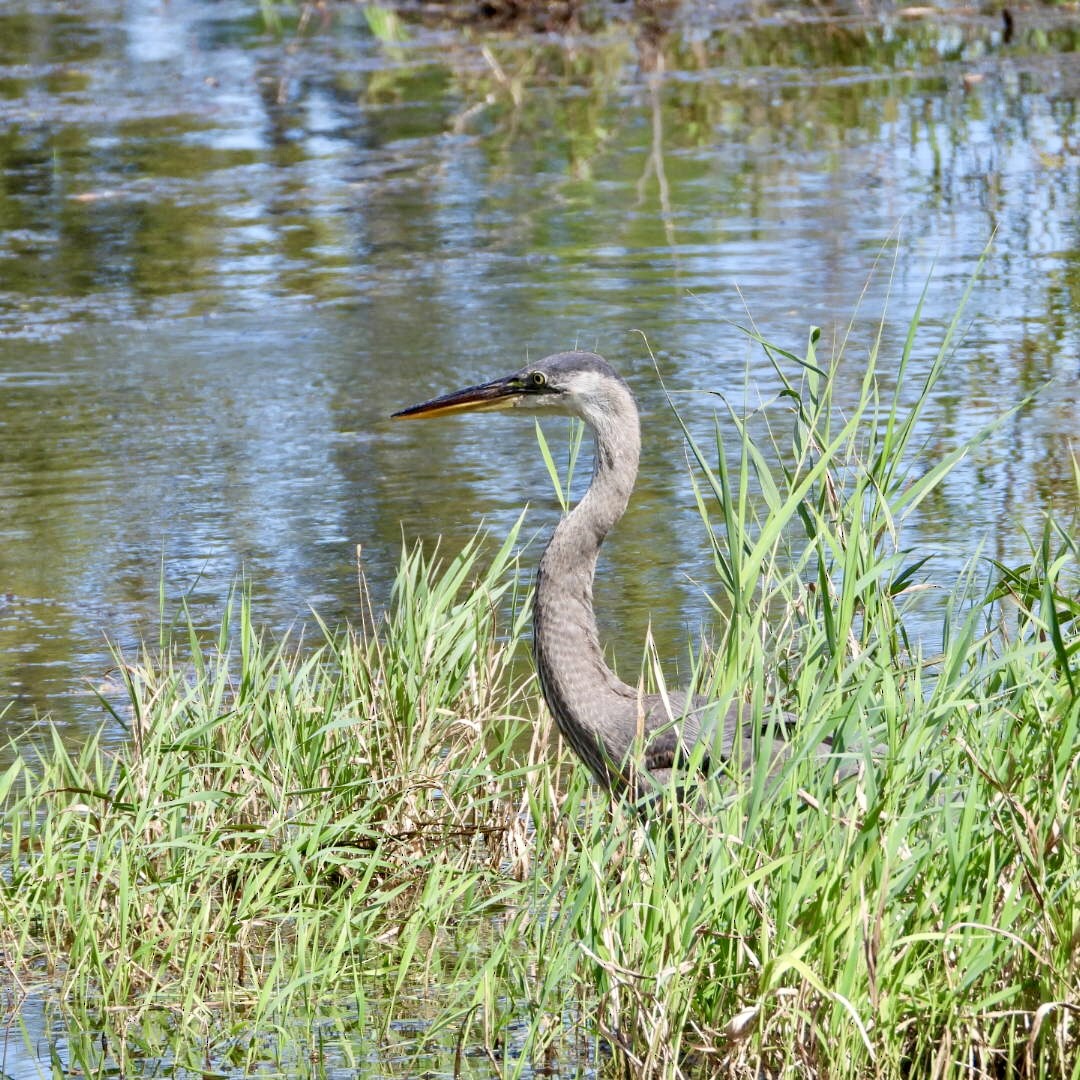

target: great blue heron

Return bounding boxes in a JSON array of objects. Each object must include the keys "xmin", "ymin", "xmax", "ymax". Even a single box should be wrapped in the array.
[{"xmin": 393, "ymin": 350, "xmax": 790, "ymax": 799}]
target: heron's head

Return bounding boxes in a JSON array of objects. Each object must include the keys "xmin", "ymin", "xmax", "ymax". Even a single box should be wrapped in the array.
[{"xmin": 392, "ymin": 351, "xmax": 636, "ymax": 428}]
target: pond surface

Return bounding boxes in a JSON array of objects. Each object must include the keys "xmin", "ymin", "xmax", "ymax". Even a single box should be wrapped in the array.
[{"xmin": 1, "ymin": 0, "xmax": 1078, "ymax": 747}]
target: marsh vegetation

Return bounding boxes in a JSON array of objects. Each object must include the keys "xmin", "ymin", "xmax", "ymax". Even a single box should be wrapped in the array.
[{"xmin": 3, "ymin": 295, "xmax": 1078, "ymax": 1077}]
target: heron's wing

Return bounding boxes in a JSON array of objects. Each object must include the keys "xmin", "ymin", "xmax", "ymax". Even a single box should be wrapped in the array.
[{"xmin": 638, "ymin": 692, "xmax": 801, "ymax": 778}]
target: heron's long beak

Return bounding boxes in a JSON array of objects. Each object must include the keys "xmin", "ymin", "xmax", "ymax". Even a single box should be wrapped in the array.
[{"xmin": 392, "ymin": 376, "xmax": 524, "ymax": 420}]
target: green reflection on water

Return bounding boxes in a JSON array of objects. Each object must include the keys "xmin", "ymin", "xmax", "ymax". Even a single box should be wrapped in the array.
[{"xmin": 0, "ymin": 0, "xmax": 1077, "ymax": 741}]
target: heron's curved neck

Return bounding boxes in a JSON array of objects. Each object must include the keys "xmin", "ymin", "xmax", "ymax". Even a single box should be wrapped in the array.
[
  {"xmin": 547, "ymin": 420, "xmax": 639, "ymax": 571},
  {"xmin": 533, "ymin": 388, "xmax": 641, "ymax": 785}
]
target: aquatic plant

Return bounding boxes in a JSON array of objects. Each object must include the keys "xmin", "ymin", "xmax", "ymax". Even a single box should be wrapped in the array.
[{"xmin": 2, "ymin": 287, "xmax": 1078, "ymax": 1077}]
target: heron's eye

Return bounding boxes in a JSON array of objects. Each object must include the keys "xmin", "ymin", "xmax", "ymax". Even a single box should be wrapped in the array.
[{"xmin": 529, "ymin": 371, "xmax": 547, "ymax": 388}]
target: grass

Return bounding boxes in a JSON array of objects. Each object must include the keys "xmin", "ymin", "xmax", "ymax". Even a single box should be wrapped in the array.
[{"xmin": 2, "ymin": 287, "xmax": 1078, "ymax": 1078}]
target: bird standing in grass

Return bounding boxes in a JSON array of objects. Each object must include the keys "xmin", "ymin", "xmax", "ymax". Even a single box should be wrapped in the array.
[{"xmin": 394, "ymin": 351, "xmax": 790, "ymax": 800}]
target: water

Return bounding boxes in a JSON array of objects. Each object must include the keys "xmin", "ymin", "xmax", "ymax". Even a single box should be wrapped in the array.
[
  {"xmin": 1, "ymin": 2, "xmax": 1078, "ymax": 1075},
  {"xmin": 1, "ymin": 0, "xmax": 1078, "ymax": 746}
]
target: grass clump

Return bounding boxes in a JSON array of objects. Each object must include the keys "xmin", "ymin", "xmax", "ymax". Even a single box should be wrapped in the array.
[
  {"xmin": 2, "ymin": 283, "xmax": 1079, "ymax": 1078},
  {"xmin": 0, "ymin": 521, "xmax": 550, "ymax": 1072},
  {"xmin": 461, "ymin": 280, "xmax": 1079, "ymax": 1079}
]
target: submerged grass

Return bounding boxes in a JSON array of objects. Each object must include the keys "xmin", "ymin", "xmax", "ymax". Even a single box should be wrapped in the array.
[{"xmin": 2, "ymin": 285, "xmax": 1079, "ymax": 1077}]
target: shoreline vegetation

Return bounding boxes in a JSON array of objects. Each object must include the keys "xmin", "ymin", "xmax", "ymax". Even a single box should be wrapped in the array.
[
  {"xmin": 2, "ymin": 296, "xmax": 1079, "ymax": 1077},
  {"xmin": 262, "ymin": 0, "xmax": 1062, "ymax": 36},
  {"xmin": 255, "ymin": 0, "xmax": 1078, "ymax": 53}
]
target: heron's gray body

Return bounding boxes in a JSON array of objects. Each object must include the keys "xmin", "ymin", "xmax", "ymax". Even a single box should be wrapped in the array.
[{"xmin": 393, "ymin": 350, "xmax": 770, "ymax": 797}]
